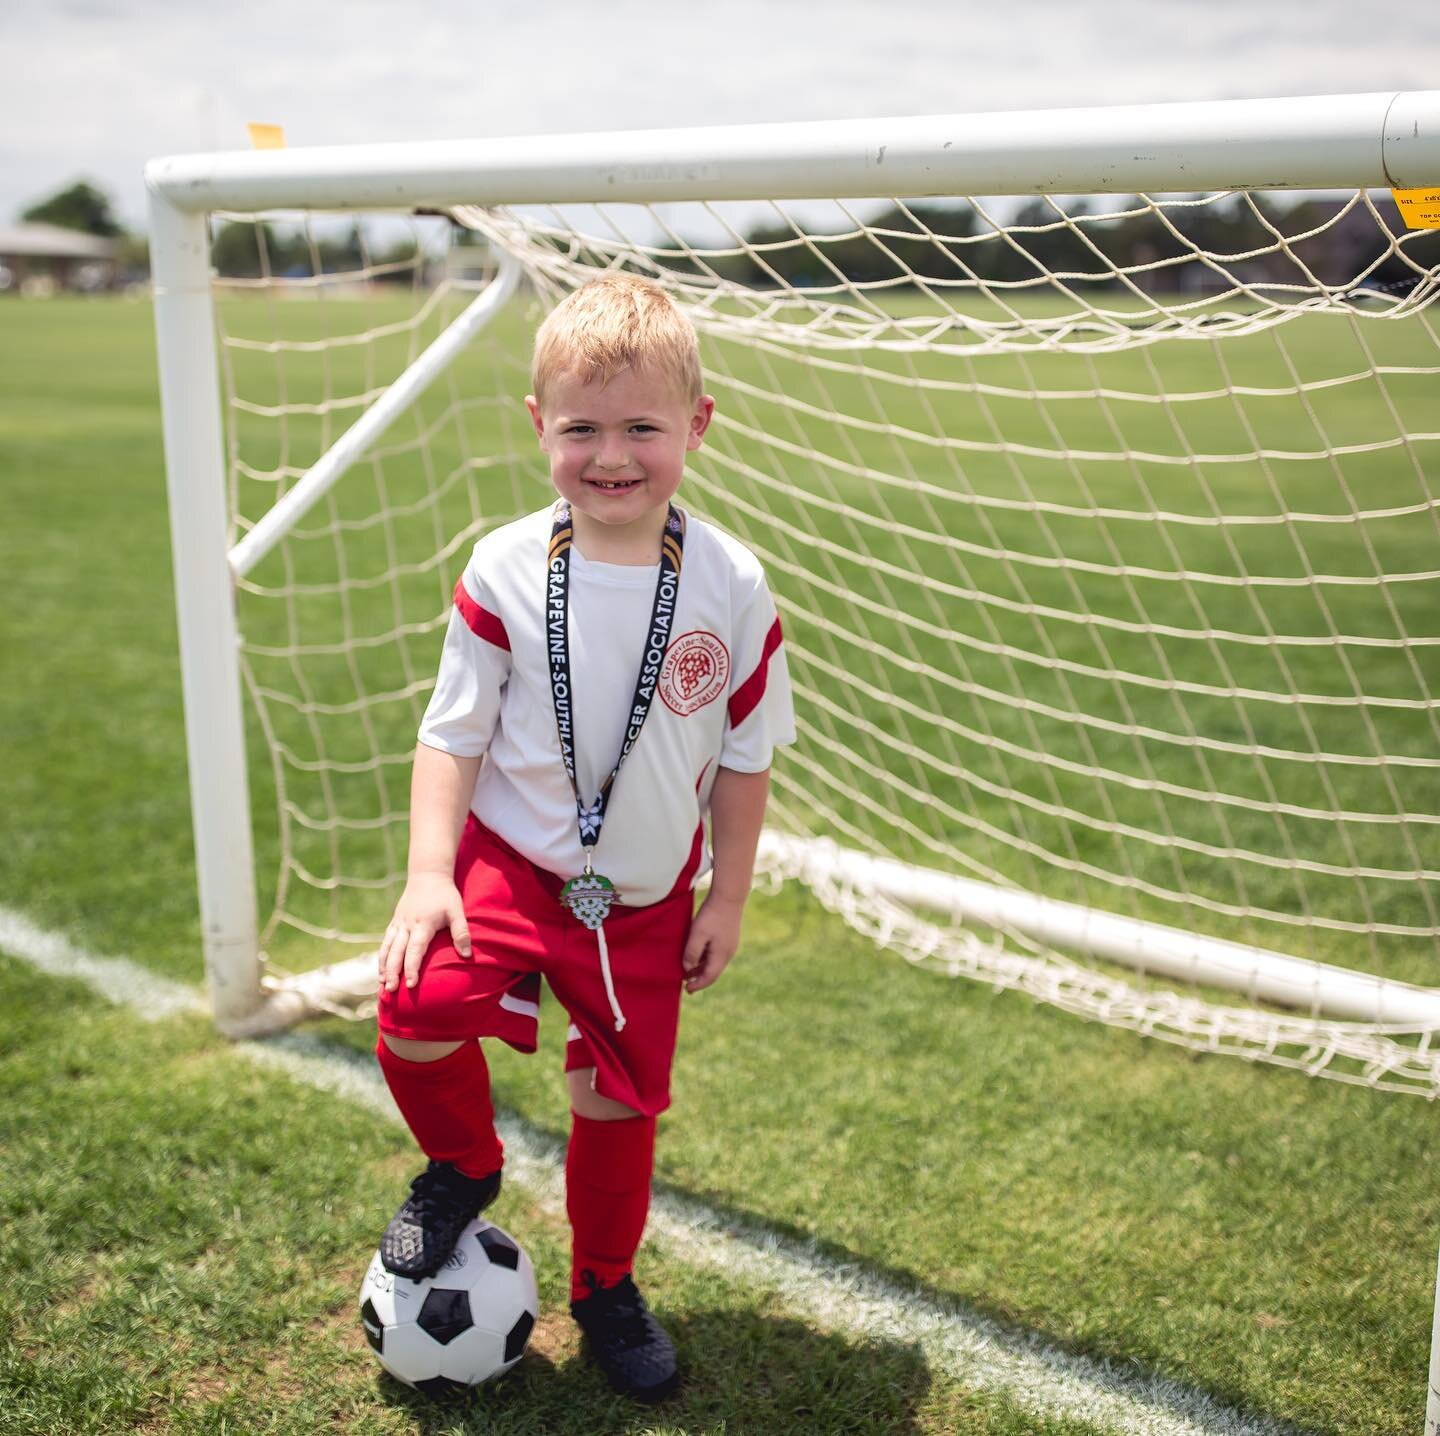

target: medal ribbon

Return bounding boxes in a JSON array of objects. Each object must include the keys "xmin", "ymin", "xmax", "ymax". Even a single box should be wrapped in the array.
[{"xmin": 545, "ymin": 501, "xmax": 685, "ymax": 860}]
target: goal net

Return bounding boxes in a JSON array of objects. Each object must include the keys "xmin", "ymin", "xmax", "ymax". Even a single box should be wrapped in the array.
[{"xmin": 153, "ymin": 110, "xmax": 1440, "ymax": 1092}]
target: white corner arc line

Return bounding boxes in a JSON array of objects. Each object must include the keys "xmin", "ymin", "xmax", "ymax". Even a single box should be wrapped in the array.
[{"xmin": 0, "ymin": 905, "xmax": 1300, "ymax": 1436}]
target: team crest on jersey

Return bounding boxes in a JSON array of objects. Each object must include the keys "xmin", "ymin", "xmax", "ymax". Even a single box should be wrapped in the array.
[{"xmin": 659, "ymin": 631, "xmax": 730, "ymax": 716}]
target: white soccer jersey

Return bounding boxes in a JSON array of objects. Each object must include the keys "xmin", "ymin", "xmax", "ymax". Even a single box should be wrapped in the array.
[{"xmin": 418, "ymin": 506, "xmax": 796, "ymax": 906}]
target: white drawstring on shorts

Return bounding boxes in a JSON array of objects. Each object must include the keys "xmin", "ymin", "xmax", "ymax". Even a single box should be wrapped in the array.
[{"xmin": 596, "ymin": 924, "xmax": 627, "ymax": 1032}]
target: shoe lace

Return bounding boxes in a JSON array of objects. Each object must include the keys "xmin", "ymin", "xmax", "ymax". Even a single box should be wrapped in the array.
[{"xmin": 405, "ymin": 1161, "xmax": 472, "ymax": 1225}]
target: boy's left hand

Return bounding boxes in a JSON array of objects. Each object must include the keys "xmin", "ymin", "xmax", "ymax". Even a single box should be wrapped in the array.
[{"xmin": 682, "ymin": 894, "xmax": 744, "ymax": 993}]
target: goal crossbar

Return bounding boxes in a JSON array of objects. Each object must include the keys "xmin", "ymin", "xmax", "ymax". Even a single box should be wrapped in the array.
[{"xmin": 146, "ymin": 91, "xmax": 1440, "ymax": 213}]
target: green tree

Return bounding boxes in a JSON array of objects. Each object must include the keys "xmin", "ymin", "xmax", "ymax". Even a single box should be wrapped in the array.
[
  {"xmin": 210, "ymin": 219, "xmax": 271, "ymax": 278},
  {"xmin": 21, "ymin": 180, "xmax": 123, "ymax": 238}
]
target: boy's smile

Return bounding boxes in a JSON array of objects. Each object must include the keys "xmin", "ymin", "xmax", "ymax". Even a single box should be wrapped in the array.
[{"xmin": 527, "ymin": 366, "xmax": 714, "ymax": 561}]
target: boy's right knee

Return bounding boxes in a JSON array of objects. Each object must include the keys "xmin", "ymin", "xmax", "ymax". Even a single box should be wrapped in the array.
[{"xmin": 380, "ymin": 1033, "xmax": 466, "ymax": 1063}]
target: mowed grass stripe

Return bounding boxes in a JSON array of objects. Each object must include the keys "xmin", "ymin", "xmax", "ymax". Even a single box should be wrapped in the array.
[{"xmin": 0, "ymin": 904, "xmax": 1295, "ymax": 1436}]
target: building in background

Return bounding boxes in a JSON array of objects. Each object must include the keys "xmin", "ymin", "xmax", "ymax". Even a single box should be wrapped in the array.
[{"xmin": 0, "ymin": 221, "xmax": 116, "ymax": 295}]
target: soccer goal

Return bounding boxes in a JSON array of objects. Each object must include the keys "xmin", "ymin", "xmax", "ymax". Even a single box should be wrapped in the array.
[{"xmin": 148, "ymin": 91, "xmax": 1440, "ymax": 1094}]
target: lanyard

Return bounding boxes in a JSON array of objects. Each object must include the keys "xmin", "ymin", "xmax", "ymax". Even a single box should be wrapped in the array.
[{"xmin": 545, "ymin": 501, "xmax": 685, "ymax": 863}]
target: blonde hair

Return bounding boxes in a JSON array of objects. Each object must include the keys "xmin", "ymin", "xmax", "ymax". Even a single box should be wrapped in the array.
[{"xmin": 531, "ymin": 273, "xmax": 703, "ymax": 407}]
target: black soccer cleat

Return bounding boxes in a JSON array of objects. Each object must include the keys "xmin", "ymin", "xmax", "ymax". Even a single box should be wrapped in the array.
[
  {"xmin": 570, "ymin": 1272, "xmax": 680, "ymax": 1403},
  {"xmin": 379, "ymin": 1160, "xmax": 502, "ymax": 1279}
]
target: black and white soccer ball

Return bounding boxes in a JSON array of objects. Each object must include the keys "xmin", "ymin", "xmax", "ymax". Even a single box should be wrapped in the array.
[{"xmin": 358, "ymin": 1218, "xmax": 538, "ymax": 1395}]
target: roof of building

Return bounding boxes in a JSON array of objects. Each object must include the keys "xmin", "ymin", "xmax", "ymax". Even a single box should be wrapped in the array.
[{"xmin": 0, "ymin": 222, "xmax": 116, "ymax": 259}]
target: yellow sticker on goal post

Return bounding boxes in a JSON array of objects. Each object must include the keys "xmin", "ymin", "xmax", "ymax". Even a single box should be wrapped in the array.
[
  {"xmin": 1392, "ymin": 187, "xmax": 1440, "ymax": 229},
  {"xmin": 247, "ymin": 123, "xmax": 287, "ymax": 150}
]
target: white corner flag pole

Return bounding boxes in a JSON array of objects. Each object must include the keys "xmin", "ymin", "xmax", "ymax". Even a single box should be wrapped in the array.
[{"xmin": 1427, "ymin": 1247, "xmax": 1440, "ymax": 1433}]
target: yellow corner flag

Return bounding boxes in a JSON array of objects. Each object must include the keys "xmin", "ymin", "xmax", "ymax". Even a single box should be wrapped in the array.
[
  {"xmin": 1392, "ymin": 187, "xmax": 1440, "ymax": 230},
  {"xmin": 247, "ymin": 123, "xmax": 287, "ymax": 151}
]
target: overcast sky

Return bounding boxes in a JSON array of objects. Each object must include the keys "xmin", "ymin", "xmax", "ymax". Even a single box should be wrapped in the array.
[{"xmin": 3, "ymin": 0, "xmax": 1439, "ymax": 230}]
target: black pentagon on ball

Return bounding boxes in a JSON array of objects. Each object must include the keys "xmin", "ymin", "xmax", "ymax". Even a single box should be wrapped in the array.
[
  {"xmin": 413, "ymin": 1373, "xmax": 473, "ymax": 1399},
  {"xmin": 359, "ymin": 1297, "xmax": 385, "ymax": 1354},
  {"xmin": 504, "ymin": 1308, "xmax": 535, "ymax": 1364},
  {"xmin": 476, "ymin": 1226, "xmax": 520, "ymax": 1270},
  {"xmin": 417, "ymin": 1286, "xmax": 474, "ymax": 1345}
]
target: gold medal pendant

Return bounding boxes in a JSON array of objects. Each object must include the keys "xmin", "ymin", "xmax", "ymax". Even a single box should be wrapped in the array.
[{"xmin": 560, "ymin": 869, "xmax": 618, "ymax": 930}]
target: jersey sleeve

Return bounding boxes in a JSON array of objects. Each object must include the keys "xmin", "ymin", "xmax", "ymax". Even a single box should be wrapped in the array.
[
  {"xmin": 719, "ymin": 569, "xmax": 796, "ymax": 773},
  {"xmin": 416, "ymin": 557, "xmax": 512, "ymax": 758}
]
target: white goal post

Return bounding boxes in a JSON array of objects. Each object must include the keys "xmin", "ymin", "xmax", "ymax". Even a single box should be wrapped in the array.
[{"xmin": 148, "ymin": 91, "xmax": 1440, "ymax": 1098}]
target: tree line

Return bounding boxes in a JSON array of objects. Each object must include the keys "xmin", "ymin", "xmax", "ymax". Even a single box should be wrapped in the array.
[
  {"xmin": 19, "ymin": 180, "xmax": 1438, "ymax": 294},
  {"xmin": 17, "ymin": 181, "xmax": 149, "ymax": 276},
  {"xmin": 652, "ymin": 196, "xmax": 1439, "ymax": 294}
]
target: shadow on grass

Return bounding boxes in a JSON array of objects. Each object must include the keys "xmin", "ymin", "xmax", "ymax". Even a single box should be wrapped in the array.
[
  {"xmin": 376, "ymin": 1307, "xmax": 932, "ymax": 1433},
  {"xmin": 300, "ymin": 1027, "xmax": 1107, "ymax": 1395},
  {"xmin": 295, "ymin": 1026, "xmax": 1204, "ymax": 1417}
]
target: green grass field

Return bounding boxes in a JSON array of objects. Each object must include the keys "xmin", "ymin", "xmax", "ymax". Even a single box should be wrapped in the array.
[{"xmin": 3, "ymin": 294, "xmax": 1439, "ymax": 1435}]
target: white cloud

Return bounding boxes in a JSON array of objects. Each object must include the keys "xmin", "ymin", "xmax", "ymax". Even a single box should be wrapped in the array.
[{"xmin": 2, "ymin": 0, "xmax": 1438, "ymax": 227}]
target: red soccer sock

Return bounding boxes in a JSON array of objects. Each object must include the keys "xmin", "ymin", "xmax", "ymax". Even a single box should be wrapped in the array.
[
  {"xmin": 566, "ymin": 1111, "xmax": 657, "ymax": 1302},
  {"xmin": 375, "ymin": 1036, "xmax": 504, "ymax": 1179}
]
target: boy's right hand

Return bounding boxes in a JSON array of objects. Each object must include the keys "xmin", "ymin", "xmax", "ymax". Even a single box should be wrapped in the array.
[{"xmin": 378, "ymin": 872, "xmax": 472, "ymax": 992}]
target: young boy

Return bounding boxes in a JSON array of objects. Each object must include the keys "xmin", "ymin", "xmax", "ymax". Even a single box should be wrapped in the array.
[{"xmin": 372, "ymin": 272, "xmax": 795, "ymax": 1403}]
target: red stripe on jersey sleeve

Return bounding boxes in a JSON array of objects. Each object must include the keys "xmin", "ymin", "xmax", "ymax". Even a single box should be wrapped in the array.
[
  {"xmin": 453, "ymin": 577, "xmax": 510, "ymax": 651},
  {"xmin": 727, "ymin": 617, "xmax": 783, "ymax": 729}
]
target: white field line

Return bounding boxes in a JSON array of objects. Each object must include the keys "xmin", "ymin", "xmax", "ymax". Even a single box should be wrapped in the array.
[
  {"xmin": 0, "ymin": 908, "xmax": 208, "ymax": 1021},
  {"xmin": 0, "ymin": 905, "xmax": 1300, "ymax": 1436}
]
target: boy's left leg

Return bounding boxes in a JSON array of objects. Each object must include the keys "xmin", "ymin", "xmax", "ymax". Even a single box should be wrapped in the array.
[
  {"xmin": 564, "ymin": 1070, "xmax": 678, "ymax": 1403},
  {"xmin": 545, "ymin": 883, "xmax": 693, "ymax": 1402},
  {"xmin": 565, "ymin": 1074, "xmax": 657, "ymax": 1300}
]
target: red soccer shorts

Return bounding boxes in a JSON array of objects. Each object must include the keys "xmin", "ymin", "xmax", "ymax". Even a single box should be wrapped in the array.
[{"xmin": 376, "ymin": 816, "xmax": 694, "ymax": 1117}]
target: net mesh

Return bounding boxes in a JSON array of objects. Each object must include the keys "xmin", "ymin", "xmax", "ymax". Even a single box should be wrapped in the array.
[{"xmin": 211, "ymin": 189, "xmax": 1440, "ymax": 1091}]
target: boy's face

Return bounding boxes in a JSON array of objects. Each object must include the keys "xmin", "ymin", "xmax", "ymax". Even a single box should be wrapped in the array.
[{"xmin": 526, "ymin": 365, "xmax": 714, "ymax": 545}]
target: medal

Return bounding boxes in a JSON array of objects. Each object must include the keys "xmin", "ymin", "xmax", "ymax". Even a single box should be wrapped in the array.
[
  {"xmin": 560, "ymin": 857, "xmax": 619, "ymax": 930},
  {"xmin": 546, "ymin": 502, "xmax": 685, "ymax": 927}
]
